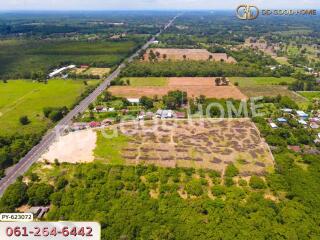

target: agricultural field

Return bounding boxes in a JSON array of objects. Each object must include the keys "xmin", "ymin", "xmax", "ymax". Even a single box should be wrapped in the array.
[
  {"xmin": 144, "ymin": 48, "xmax": 236, "ymax": 63},
  {"xmin": 298, "ymin": 91, "xmax": 320, "ymax": 101},
  {"xmin": 0, "ymin": 79, "xmax": 99, "ymax": 135},
  {"xmin": 72, "ymin": 67, "xmax": 111, "ymax": 78},
  {"xmin": 110, "ymin": 77, "xmax": 247, "ymax": 99},
  {"xmin": 229, "ymin": 77, "xmax": 307, "ymax": 103},
  {"xmin": 0, "ymin": 38, "xmax": 143, "ymax": 78},
  {"xmin": 95, "ymin": 119, "xmax": 274, "ymax": 176},
  {"xmin": 121, "ymin": 77, "xmax": 168, "ymax": 86}
]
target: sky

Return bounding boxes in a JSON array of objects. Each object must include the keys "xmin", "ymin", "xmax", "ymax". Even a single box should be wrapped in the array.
[{"xmin": 0, "ymin": 0, "xmax": 320, "ymax": 11}]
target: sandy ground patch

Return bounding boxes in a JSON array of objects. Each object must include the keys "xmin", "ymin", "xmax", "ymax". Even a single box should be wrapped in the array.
[
  {"xmin": 109, "ymin": 77, "xmax": 247, "ymax": 100},
  {"xmin": 144, "ymin": 48, "xmax": 237, "ymax": 63},
  {"xmin": 39, "ymin": 129, "xmax": 97, "ymax": 163}
]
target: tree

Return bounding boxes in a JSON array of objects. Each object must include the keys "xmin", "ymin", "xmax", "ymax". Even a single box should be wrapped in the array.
[
  {"xmin": 19, "ymin": 116, "xmax": 30, "ymax": 125},
  {"xmin": 27, "ymin": 183, "xmax": 54, "ymax": 205},
  {"xmin": 140, "ymin": 96, "xmax": 154, "ymax": 109},
  {"xmin": 162, "ymin": 90, "xmax": 187, "ymax": 110},
  {"xmin": 215, "ymin": 77, "xmax": 221, "ymax": 86},
  {"xmin": 0, "ymin": 181, "xmax": 28, "ymax": 211},
  {"xmin": 49, "ymin": 110, "xmax": 63, "ymax": 122}
]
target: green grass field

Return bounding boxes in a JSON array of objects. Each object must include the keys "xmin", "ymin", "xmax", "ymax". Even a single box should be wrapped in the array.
[
  {"xmin": 121, "ymin": 77, "xmax": 168, "ymax": 86},
  {"xmin": 298, "ymin": 91, "xmax": 320, "ymax": 101},
  {"xmin": 0, "ymin": 39, "xmax": 142, "ymax": 78},
  {"xmin": 0, "ymin": 79, "xmax": 99, "ymax": 135},
  {"xmin": 229, "ymin": 77, "xmax": 307, "ymax": 104},
  {"xmin": 229, "ymin": 77, "xmax": 296, "ymax": 87},
  {"xmin": 94, "ymin": 130, "xmax": 130, "ymax": 165}
]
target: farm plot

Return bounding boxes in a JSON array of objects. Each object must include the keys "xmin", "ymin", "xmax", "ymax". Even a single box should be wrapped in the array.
[
  {"xmin": 95, "ymin": 119, "xmax": 274, "ymax": 176},
  {"xmin": 0, "ymin": 79, "xmax": 99, "ymax": 135},
  {"xmin": 110, "ymin": 77, "xmax": 247, "ymax": 99},
  {"xmin": 298, "ymin": 91, "xmax": 320, "ymax": 101},
  {"xmin": 229, "ymin": 77, "xmax": 306, "ymax": 103},
  {"xmin": 144, "ymin": 48, "xmax": 237, "ymax": 63}
]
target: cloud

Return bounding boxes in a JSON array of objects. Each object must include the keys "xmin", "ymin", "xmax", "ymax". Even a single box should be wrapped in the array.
[{"xmin": 0, "ymin": 0, "xmax": 319, "ymax": 10}]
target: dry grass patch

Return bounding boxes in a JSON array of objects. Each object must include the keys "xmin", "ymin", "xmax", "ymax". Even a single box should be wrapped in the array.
[
  {"xmin": 144, "ymin": 48, "xmax": 237, "ymax": 63},
  {"xmin": 109, "ymin": 77, "xmax": 247, "ymax": 100}
]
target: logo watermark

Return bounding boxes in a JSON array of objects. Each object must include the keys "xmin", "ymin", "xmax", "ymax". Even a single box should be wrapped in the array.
[
  {"xmin": 236, "ymin": 4, "xmax": 317, "ymax": 20},
  {"xmin": 54, "ymin": 96, "xmax": 265, "ymax": 140}
]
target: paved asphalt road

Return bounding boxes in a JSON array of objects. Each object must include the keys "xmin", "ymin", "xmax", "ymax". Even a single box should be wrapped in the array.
[{"xmin": 0, "ymin": 14, "xmax": 180, "ymax": 196}]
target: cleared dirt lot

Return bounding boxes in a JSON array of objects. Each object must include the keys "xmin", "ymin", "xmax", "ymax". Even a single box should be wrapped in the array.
[
  {"xmin": 144, "ymin": 48, "xmax": 237, "ymax": 63},
  {"xmin": 102, "ymin": 119, "xmax": 274, "ymax": 176},
  {"xmin": 39, "ymin": 129, "xmax": 97, "ymax": 163},
  {"xmin": 109, "ymin": 77, "xmax": 247, "ymax": 100}
]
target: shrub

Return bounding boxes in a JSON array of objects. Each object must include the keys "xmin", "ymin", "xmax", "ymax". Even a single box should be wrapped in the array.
[
  {"xmin": 224, "ymin": 177, "xmax": 234, "ymax": 187},
  {"xmin": 225, "ymin": 164, "xmax": 239, "ymax": 177},
  {"xmin": 249, "ymin": 176, "xmax": 266, "ymax": 189},
  {"xmin": 185, "ymin": 180, "xmax": 203, "ymax": 196},
  {"xmin": 211, "ymin": 185, "xmax": 226, "ymax": 196},
  {"xmin": 19, "ymin": 116, "xmax": 30, "ymax": 125},
  {"xmin": 238, "ymin": 179, "xmax": 248, "ymax": 186}
]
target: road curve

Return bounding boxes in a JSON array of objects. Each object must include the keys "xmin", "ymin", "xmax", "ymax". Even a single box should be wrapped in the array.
[{"xmin": 0, "ymin": 14, "xmax": 180, "ymax": 196}]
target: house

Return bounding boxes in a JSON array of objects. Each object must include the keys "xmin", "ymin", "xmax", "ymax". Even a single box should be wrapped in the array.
[
  {"xmin": 89, "ymin": 121, "xmax": 101, "ymax": 128},
  {"xmin": 270, "ymin": 123, "xmax": 278, "ymax": 129},
  {"xmin": 310, "ymin": 122, "xmax": 319, "ymax": 129},
  {"xmin": 175, "ymin": 112, "xmax": 186, "ymax": 119},
  {"xmin": 152, "ymin": 40, "xmax": 159, "ymax": 44},
  {"xmin": 108, "ymin": 108, "xmax": 115, "ymax": 112},
  {"xmin": 137, "ymin": 111, "xmax": 145, "ymax": 120},
  {"xmin": 127, "ymin": 98, "xmax": 140, "ymax": 104},
  {"xmin": 288, "ymin": 145, "xmax": 301, "ymax": 153},
  {"xmin": 298, "ymin": 119, "xmax": 307, "ymax": 125},
  {"xmin": 102, "ymin": 119, "xmax": 113, "ymax": 126},
  {"xmin": 28, "ymin": 206, "xmax": 50, "ymax": 219},
  {"xmin": 281, "ymin": 108, "xmax": 293, "ymax": 113},
  {"xmin": 95, "ymin": 106, "xmax": 106, "ymax": 112},
  {"xmin": 277, "ymin": 117, "xmax": 287, "ymax": 123},
  {"xmin": 145, "ymin": 112, "xmax": 154, "ymax": 120},
  {"xmin": 70, "ymin": 122, "xmax": 87, "ymax": 131},
  {"xmin": 310, "ymin": 117, "xmax": 320, "ymax": 123},
  {"xmin": 156, "ymin": 109, "xmax": 174, "ymax": 118},
  {"xmin": 296, "ymin": 110, "xmax": 308, "ymax": 119},
  {"xmin": 80, "ymin": 65, "xmax": 89, "ymax": 69}
]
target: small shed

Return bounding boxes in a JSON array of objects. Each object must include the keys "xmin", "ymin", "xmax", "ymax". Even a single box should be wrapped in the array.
[
  {"xmin": 277, "ymin": 117, "xmax": 287, "ymax": 123},
  {"xmin": 89, "ymin": 121, "xmax": 101, "ymax": 128},
  {"xmin": 270, "ymin": 123, "xmax": 278, "ymax": 129}
]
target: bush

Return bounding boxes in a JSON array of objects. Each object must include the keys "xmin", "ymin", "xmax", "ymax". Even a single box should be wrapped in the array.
[
  {"xmin": 19, "ymin": 116, "xmax": 30, "ymax": 125},
  {"xmin": 249, "ymin": 176, "xmax": 266, "ymax": 189},
  {"xmin": 225, "ymin": 164, "xmax": 239, "ymax": 177},
  {"xmin": 211, "ymin": 185, "xmax": 226, "ymax": 196},
  {"xmin": 224, "ymin": 177, "xmax": 235, "ymax": 187},
  {"xmin": 185, "ymin": 180, "xmax": 203, "ymax": 196},
  {"xmin": 238, "ymin": 179, "xmax": 248, "ymax": 186}
]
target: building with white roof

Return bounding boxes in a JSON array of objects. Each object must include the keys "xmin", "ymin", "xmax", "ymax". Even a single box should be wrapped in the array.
[
  {"xmin": 296, "ymin": 110, "xmax": 308, "ymax": 119},
  {"xmin": 127, "ymin": 98, "xmax": 140, "ymax": 104},
  {"xmin": 48, "ymin": 65, "xmax": 76, "ymax": 78}
]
